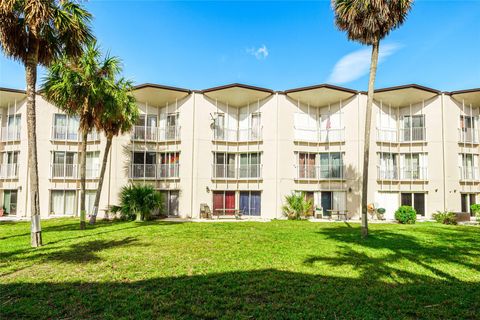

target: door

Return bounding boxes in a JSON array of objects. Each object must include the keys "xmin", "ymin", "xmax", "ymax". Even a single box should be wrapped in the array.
[
  {"xmin": 321, "ymin": 191, "xmax": 332, "ymax": 216},
  {"xmin": 166, "ymin": 113, "xmax": 177, "ymax": 140},
  {"xmin": 85, "ymin": 191, "xmax": 96, "ymax": 215},
  {"xmin": 304, "ymin": 192, "xmax": 314, "ymax": 216},
  {"xmin": 146, "ymin": 115, "xmax": 158, "ymax": 140},
  {"xmin": 225, "ymin": 191, "xmax": 235, "ymax": 215},
  {"xmin": 414, "ymin": 193, "xmax": 425, "ymax": 216},
  {"xmin": 461, "ymin": 193, "xmax": 468, "ymax": 213},
  {"xmin": 215, "ymin": 114, "xmax": 225, "ymax": 140},
  {"xmin": 401, "ymin": 193, "xmax": 412, "ymax": 207},
  {"xmin": 469, "ymin": 194, "xmax": 476, "ymax": 216},
  {"xmin": 212, "ymin": 191, "xmax": 224, "ymax": 213},
  {"xmin": 3, "ymin": 190, "xmax": 17, "ymax": 215},
  {"xmin": 169, "ymin": 191, "xmax": 179, "ymax": 216},
  {"xmin": 54, "ymin": 114, "xmax": 67, "ymax": 139}
]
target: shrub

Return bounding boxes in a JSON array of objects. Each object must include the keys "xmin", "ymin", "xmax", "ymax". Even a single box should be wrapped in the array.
[
  {"xmin": 111, "ymin": 184, "xmax": 164, "ymax": 221},
  {"xmin": 470, "ymin": 204, "xmax": 480, "ymax": 222},
  {"xmin": 282, "ymin": 192, "xmax": 313, "ymax": 220},
  {"xmin": 394, "ymin": 206, "xmax": 416, "ymax": 224},
  {"xmin": 433, "ymin": 211, "xmax": 457, "ymax": 225}
]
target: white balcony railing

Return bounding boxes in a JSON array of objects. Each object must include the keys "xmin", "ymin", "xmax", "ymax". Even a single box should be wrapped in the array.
[
  {"xmin": 399, "ymin": 127, "xmax": 426, "ymax": 142},
  {"xmin": 211, "ymin": 164, "xmax": 263, "ymax": 179},
  {"xmin": 51, "ymin": 164, "xmax": 78, "ymax": 179},
  {"xmin": 458, "ymin": 129, "xmax": 479, "ymax": 144},
  {"xmin": 377, "ymin": 166, "xmax": 399, "ymax": 180},
  {"xmin": 131, "ymin": 126, "xmax": 181, "ymax": 142},
  {"xmin": 377, "ymin": 127, "xmax": 426, "ymax": 143},
  {"xmin": 376, "ymin": 128, "xmax": 398, "ymax": 143},
  {"xmin": 399, "ymin": 166, "xmax": 428, "ymax": 180},
  {"xmin": 1, "ymin": 126, "xmax": 21, "ymax": 142},
  {"xmin": 0, "ymin": 164, "xmax": 18, "ymax": 179},
  {"xmin": 459, "ymin": 166, "xmax": 480, "ymax": 181},
  {"xmin": 213, "ymin": 127, "xmax": 263, "ymax": 142},
  {"xmin": 51, "ymin": 164, "xmax": 99, "ymax": 179},
  {"xmin": 294, "ymin": 128, "xmax": 345, "ymax": 143},
  {"xmin": 51, "ymin": 126, "xmax": 100, "ymax": 142},
  {"xmin": 295, "ymin": 165, "xmax": 345, "ymax": 180},
  {"xmin": 129, "ymin": 164, "xmax": 180, "ymax": 179}
]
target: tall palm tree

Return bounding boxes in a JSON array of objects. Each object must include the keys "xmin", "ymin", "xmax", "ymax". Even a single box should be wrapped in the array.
[
  {"xmin": 332, "ymin": 0, "xmax": 413, "ymax": 237},
  {"xmin": 89, "ymin": 79, "xmax": 138, "ymax": 224},
  {"xmin": 0, "ymin": 0, "xmax": 93, "ymax": 246},
  {"xmin": 42, "ymin": 43, "xmax": 120, "ymax": 230}
]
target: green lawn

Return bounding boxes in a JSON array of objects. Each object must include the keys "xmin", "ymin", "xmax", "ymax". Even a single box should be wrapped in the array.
[{"xmin": 1, "ymin": 219, "xmax": 479, "ymax": 319}]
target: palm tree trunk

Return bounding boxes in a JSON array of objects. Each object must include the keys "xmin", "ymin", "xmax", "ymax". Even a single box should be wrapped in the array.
[
  {"xmin": 89, "ymin": 135, "xmax": 112, "ymax": 225},
  {"xmin": 79, "ymin": 130, "xmax": 88, "ymax": 230},
  {"xmin": 361, "ymin": 39, "xmax": 380, "ymax": 238},
  {"xmin": 25, "ymin": 38, "xmax": 42, "ymax": 247}
]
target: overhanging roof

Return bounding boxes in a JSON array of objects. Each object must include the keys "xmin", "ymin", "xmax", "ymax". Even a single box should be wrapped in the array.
[
  {"xmin": 133, "ymin": 83, "xmax": 190, "ymax": 106},
  {"xmin": 0, "ymin": 87, "xmax": 26, "ymax": 108},
  {"xmin": 374, "ymin": 84, "xmax": 440, "ymax": 106},
  {"xmin": 202, "ymin": 83, "xmax": 273, "ymax": 107},
  {"xmin": 284, "ymin": 84, "xmax": 357, "ymax": 107},
  {"xmin": 450, "ymin": 88, "xmax": 480, "ymax": 106}
]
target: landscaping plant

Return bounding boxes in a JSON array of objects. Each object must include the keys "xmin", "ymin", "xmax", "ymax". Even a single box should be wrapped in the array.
[
  {"xmin": 111, "ymin": 184, "xmax": 164, "ymax": 221},
  {"xmin": 394, "ymin": 206, "xmax": 416, "ymax": 224},
  {"xmin": 433, "ymin": 211, "xmax": 457, "ymax": 225},
  {"xmin": 282, "ymin": 192, "xmax": 313, "ymax": 220}
]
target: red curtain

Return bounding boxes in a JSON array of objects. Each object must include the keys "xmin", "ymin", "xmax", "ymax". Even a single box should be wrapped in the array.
[
  {"xmin": 213, "ymin": 192, "xmax": 224, "ymax": 211},
  {"xmin": 225, "ymin": 191, "xmax": 235, "ymax": 214}
]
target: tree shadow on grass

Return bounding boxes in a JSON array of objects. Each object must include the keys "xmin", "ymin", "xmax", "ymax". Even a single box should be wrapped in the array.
[
  {"xmin": 305, "ymin": 225, "xmax": 480, "ymax": 283},
  {"xmin": 0, "ymin": 269, "xmax": 478, "ymax": 319}
]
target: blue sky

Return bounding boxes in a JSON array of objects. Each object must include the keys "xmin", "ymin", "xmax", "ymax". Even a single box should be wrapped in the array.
[{"xmin": 1, "ymin": 1, "xmax": 479, "ymax": 91}]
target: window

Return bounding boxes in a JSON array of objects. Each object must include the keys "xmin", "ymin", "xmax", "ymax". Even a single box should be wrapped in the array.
[
  {"xmin": 50, "ymin": 190, "xmax": 76, "ymax": 216},
  {"xmin": 131, "ymin": 152, "xmax": 156, "ymax": 178},
  {"xmin": 298, "ymin": 153, "xmax": 316, "ymax": 179},
  {"xmin": 3, "ymin": 190, "xmax": 17, "ymax": 215},
  {"xmin": 86, "ymin": 151, "xmax": 100, "ymax": 178},
  {"xmin": 377, "ymin": 109, "xmax": 397, "ymax": 142},
  {"xmin": 1, "ymin": 151, "xmax": 19, "ymax": 178},
  {"xmin": 459, "ymin": 154, "xmax": 479, "ymax": 180},
  {"xmin": 461, "ymin": 193, "xmax": 477, "ymax": 216},
  {"xmin": 85, "ymin": 190, "xmax": 96, "ymax": 215},
  {"xmin": 239, "ymin": 153, "xmax": 261, "ymax": 178},
  {"xmin": 134, "ymin": 114, "xmax": 158, "ymax": 140},
  {"xmin": 214, "ymin": 113, "xmax": 226, "ymax": 140},
  {"xmin": 53, "ymin": 114, "xmax": 79, "ymax": 141},
  {"xmin": 159, "ymin": 152, "xmax": 179, "ymax": 178},
  {"xmin": 378, "ymin": 153, "xmax": 398, "ymax": 179},
  {"xmin": 319, "ymin": 153, "xmax": 343, "ymax": 179},
  {"xmin": 401, "ymin": 115, "xmax": 425, "ymax": 141},
  {"xmin": 460, "ymin": 115, "xmax": 478, "ymax": 143},
  {"xmin": 212, "ymin": 191, "xmax": 235, "ymax": 215},
  {"xmin": 213, "ymin": 152, "xmax": 235, "ymax": 178},
  {"xmin": 401, "ymin": 192, "xmax": 425, "ymax": 216},
  {"xmin": 160, "ymin": 190, "xmax": 179, "ymax": 216},
  {"xmin": 294, "ymin": 112, "xmax": 317, "ymax": 141},
  {"xmin": 165, "ymin": 113, "xmax": 179, "ymax": 140},
  {"xmin": 400, "ymin": 153, "xmax": 427, "ymax": 180},
  {"xmin": 52, "ymin": 151, "xmax": 77, "ymax": 178},
  {"xmin": 239, "ymin": 191, "xmax": 261, "ymax": 216},
  {"xmin": 239, "ymin": 110, "xmax": 262, "ymax": 141}
]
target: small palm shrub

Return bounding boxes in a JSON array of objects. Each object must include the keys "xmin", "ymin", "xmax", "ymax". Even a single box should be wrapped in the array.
[
  {"xmin": 111, "ymin": 184, "xmax": 164, "ymax": 221},
  {"xmin": 433, "ymin": 211, "xmax": 457, "ymax": 225},
  {"xmin": 394, "ymin": 206, "xmax": 416, "ymax": 224},
  {"xmin": 282, "ymin": 192, "xmax": 313, "ymax": 220}
]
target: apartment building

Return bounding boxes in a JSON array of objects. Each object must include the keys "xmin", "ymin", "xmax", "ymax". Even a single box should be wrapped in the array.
[{"xmin": 0, "ymin": 83, "xmax": 478, "ymax": 220}]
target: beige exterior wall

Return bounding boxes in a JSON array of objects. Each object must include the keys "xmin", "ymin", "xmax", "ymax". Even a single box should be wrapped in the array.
[{"xmin": 0, "ymin": 85, "xmax": 478, "ymax": 220}]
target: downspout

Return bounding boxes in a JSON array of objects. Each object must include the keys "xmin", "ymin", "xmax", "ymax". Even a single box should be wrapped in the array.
[
  {"xmin": 275, "ymin": 92, "xmax": 279, "ymax": 219},
  {"xmin": 441, "ymin": 93, "xmax": 447, "ymax": 211},
  {"xmin": 190, "ymin": 92, "xmax": 196, "ymax": 219}
]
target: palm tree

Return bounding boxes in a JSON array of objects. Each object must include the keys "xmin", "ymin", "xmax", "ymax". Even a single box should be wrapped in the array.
[
  {"xmin": 111, "ymin": 184, "xmax": 164, "ymax": 221},
  {"xmin": 0, "ymin": 0, "xmax": 93, "ymax": 246},
  {"xmin": 332, "ymin": 0, "xmax": 413, "ymax": 237},
  {"xmin": 89, "ymin": 79, "xmax": 139, "ymax": 224},
  {"xmin": 42, "ymin": 43, "xmax": 119, "ymax": 230},
  {"xmin": 282, "ymin": 192, "xmax": 313, "ymax": 220}
]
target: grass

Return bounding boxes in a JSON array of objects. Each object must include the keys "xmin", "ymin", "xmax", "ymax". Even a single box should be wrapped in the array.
[{"xmin": 1, "ymin": 219, "xmax": 479, "ymax": 319}]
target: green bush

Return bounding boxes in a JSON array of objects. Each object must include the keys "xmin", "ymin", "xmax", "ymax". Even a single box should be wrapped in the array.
[
  {"xmin": 394, "ymin": 206, "xmax": 416, "ymax": 224},
  {"xmin": 433, "ymin": 211, "xmax": 457, "ymax": 225},
  {"xmin": 470, "ymin": 204, "xmax": 480, "ymax": 222},
  {"xmin": 111, "ymin": 184, "xmax": 164, "ymax": 221},
  {"xmin": 282, "ymin": 192, "xmax": 313, "ymax": 220}
]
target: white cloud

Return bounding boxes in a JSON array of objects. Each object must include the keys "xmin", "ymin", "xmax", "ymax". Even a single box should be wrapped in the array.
[
  {"xmin": 327, "ymin": 43, "xmax": 402, "ymax": 84},
  {"xmin": 247, "ymin": 45, "xmax": 269, "ymax": 60}
]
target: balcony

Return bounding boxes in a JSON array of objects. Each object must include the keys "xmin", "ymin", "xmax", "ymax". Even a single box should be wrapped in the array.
[
  {"xmin": 129, "ymin": 164, "xmax": 180, "ymax": 179},
  {"xmin": 377, "ymin": 127, "xmax": 426, "ymax": 143},
  {"xmin": 131, "ymin": 126, "xmax": 181, "ymax": 142},
  {"xmin": 51, "ymin": 164, "xmax": 78, "ymax": 179},
  {"xmin": 51, "ymin": 126, "xmax": 100, "ymax": 142},
  {"xmin": 212, "ymin": 164, "xmax": 262, "ymax": 179},
  {"xmin": 294, "ymin": 165, "xmax": 344, "ymax": 180},
  {"xmin": 0, "ymin": 164, "xmax": 18, "ymax": 179},
  {"xmin": 294, "ymin": 128, "xmax": 345, "ymax": 143},
  {"xmin": 458, "ymin": 129, "xmax": 479, "ymax": 144},
  {"xmin": 377, "ymin": 167, "xmax": 399, "ymax": 180},
  {"xmin": 459, "ymin": 166, "xmax": 480, "ymax": 181},
  {"xmin": 1, "ymin": 127, "xmax": 21, "ymax": 142},
  {"xmin": 377, "ymin": 166, "xmax": 428, "ymax": 181},
  {"xmin": 213, "ymin": 128, "xmax": 262, "ymax": 142},
  {"xmin": 51, "ymin": 164, "xmax": 100, "ymax": 179}
]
